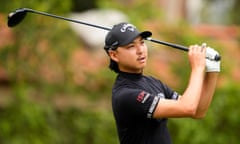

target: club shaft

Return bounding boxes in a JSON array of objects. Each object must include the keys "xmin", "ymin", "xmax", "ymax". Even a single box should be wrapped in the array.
[
  {"xmin": 24, "ymin": 8, "xmax": 111, "ymax": 31},
  {"xmin": 25, "ymin": 9, "xmax": 189, "ymax": 51},
  {"xmin": 146, "ymin": 37, "xmax": 221, "ymax": 61},
  {"xmin": 12, "ymin": 8, "xmax": 221, "ymax": 61},
  {"xmin": 16, "ymin": 8, "xmax": 199, "ymax": 53},
  {"xmin": 146, "ymin": 37, "xmax": 188, "ymax": 51}
]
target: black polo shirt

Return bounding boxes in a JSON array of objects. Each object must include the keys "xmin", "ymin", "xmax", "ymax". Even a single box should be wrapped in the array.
[{"xmin": 112, "ymin": 72, "xmax": 178, "ymax": 144}]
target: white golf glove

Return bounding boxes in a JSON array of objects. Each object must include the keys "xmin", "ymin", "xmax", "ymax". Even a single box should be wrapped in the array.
[{"xmin": 205, "ymin": 47, "xmax": 221, "ymax": 72}]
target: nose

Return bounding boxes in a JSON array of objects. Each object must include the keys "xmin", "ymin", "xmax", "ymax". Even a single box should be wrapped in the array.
[{"xmin": 136, "ymin": 43, "xmax": 145, "ymax": 54}]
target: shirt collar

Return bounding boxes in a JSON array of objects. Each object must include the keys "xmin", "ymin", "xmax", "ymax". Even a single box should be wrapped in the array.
[{"xmin": 118, "ymin": 71, "xmax": 143, "ymax": 80}]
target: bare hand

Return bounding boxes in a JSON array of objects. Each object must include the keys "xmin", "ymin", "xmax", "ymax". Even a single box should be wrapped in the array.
[{"xmin": 188, "ymin": 45, "xmax": 206, "ymax": 72}]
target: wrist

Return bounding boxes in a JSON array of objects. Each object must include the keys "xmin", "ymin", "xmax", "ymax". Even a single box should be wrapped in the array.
[
  {"xmin": 205, "ymin": 59, "xmax": 220, "ymax": 72},
  {"xmin": 192, "ymin": 68, "xmax": 205, "ymax": 77},
  {"xmin": 192, "ymin": 67, "xmax": 205, "ymax": 73}
]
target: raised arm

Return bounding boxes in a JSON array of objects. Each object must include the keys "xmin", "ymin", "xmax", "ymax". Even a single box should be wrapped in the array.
[
  {"xmin": 153, "ymin": 45, "xmax": 206, "ymax": 118},
  {"xmin": 153, "ymin": 46, "xmax": 220, "ymax": 119},
  {"xmin": 194, "ymin": 48, "xmax": 220, "ymax": 118},
  {"xmin": 193, "ymin": 73, "xmax": 218, "ymax": 118}
]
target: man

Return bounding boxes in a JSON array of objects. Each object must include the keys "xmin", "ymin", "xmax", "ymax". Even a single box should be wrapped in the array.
[{"xmin": 104, "ymin": 22, "xmax": 220, "ymax": 144}]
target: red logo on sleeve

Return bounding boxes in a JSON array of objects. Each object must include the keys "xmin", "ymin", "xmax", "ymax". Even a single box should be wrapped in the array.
[{"xmin": 137, "ymin": 91, "xmax": 150, "ymax": 103}]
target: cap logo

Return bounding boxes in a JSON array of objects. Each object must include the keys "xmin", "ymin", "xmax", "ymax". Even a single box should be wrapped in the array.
[{"xmin": 120, "ymin": 23, "xmax": 135, "ymax": 32}]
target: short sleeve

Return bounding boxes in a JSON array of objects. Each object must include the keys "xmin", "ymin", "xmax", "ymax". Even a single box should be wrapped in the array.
[
  {"xmin": 155, "ymin": 78, "xmax": 179, "ymax": 100},
  {"xmin": 113, "ymin": 88, "xmax": 160, "ymax": 119}
]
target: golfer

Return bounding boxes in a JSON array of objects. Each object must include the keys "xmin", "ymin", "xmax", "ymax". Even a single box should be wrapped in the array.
[{"xmin": 104, "ymin": 22, "xmax": 220, "ymax": 144}]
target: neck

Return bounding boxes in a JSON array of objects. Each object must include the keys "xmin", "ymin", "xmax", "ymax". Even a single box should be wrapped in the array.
[
  {"xmin": 118, "ymin": 71, "xmax": 143, "ymax": 80},
  {"xmin": 119, "ymin": 68, "xmax": 143, "ymax": 74}
]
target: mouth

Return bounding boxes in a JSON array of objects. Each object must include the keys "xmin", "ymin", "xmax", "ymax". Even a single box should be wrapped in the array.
[{"xmin": 137, "ymin": 56, "xmax": 146, "ymax": 63}]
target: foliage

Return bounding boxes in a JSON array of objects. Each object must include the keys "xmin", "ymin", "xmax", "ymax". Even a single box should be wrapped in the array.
[
  {"xmin": 0, "ymin": 0, "xmax": 71, "ymax": 14},
  {"xmin": 230, "ymin": 0, "xmax": 240, "ymax": 24},
  {"xmin": 0, "ymin": 0, "xmax": 240, "ymax": 144},
  {"xmin": 169, "ymin": 83, "xmax": 240, "ymax": 144},
  {"xmin": 96, "ymin": 0, "xmax": 164, "ymax": 27},
  {"xmin": 0, "ymin": 84, "xmax": 117, "ymax": 144},
  {"xmin": 72, "ymin": 0, "xmax": 97, "ymax": 12}
]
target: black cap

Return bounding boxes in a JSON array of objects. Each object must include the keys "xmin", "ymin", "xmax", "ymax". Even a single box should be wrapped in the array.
[{"xmin": 104, "ymin": 22, "xmax": 152, "ymax": 51}]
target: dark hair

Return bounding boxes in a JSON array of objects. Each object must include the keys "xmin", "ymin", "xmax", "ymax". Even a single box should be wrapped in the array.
[
  {"xmin": 109, "ymin": 59, "xmax": 120, "ymax": 73},
  {"xmin": 104, "ymin": 46, "xmax": 120, "ymax": 73}
]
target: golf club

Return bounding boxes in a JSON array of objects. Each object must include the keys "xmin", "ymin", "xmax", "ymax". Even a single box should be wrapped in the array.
[{"xmin": 7, "ymin": 8, "xmax": 221, "ymax": 61}]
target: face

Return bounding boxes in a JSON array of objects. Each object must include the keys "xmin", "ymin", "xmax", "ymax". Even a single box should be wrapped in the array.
[{"xmin": 109, "ymin": 36, "xmax": 148, "ymax": 73}]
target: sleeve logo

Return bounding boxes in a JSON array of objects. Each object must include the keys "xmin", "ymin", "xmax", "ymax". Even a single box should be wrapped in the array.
[{"xmin": 136, "ymin": 91, "xmax": 150, "ymax": 104}]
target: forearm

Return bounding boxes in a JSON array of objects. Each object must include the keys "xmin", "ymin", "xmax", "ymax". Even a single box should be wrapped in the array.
[
  {"xmin": 153, "ymin": 69, "xmax": 205, "ymax": 118},
  {"xmin": 180, "ymin": 69, "xmax": 205, "ymax": 115},
  {"xmin": 195, "ymin": 72, "xmax": 219, "ymax": 118}
]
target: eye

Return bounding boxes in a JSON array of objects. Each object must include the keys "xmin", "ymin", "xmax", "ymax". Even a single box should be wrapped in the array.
[
  {"xmin": 126, "ymin": 44, "xmax": 135, "ymax": 49},
  {"xmin": 140, "ymin": 40, "xmax": 145, "ymax": 45}
]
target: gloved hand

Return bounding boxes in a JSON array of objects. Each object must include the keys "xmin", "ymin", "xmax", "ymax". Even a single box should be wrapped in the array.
[{"xmin": 205, "ymin": 46, "xmax": 221, "ymax": 72}]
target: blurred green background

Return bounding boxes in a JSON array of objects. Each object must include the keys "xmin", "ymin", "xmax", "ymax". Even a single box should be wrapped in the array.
[{"xmin": 0, "ymin": 0, "xmax": 239, "ymax": 143}]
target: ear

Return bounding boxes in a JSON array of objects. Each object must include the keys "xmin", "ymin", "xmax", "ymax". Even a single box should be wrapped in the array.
[{"xmin": 108, "ymin": 50, "xmax": 119, "ymax": 62}]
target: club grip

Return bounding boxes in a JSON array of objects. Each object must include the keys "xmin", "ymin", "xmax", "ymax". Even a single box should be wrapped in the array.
[{"xmin": 214, "ymin": 55, "xmax": 221, "ymax": 61}]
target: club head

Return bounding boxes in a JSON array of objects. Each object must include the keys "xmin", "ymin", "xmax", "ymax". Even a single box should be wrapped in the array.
[{"xmin": 7, "ymin": 8, "xmax": 28, "ymax": 27}]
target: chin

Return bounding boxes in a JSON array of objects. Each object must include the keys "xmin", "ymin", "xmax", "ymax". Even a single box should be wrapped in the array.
[{"xmin": 136, "ymin": 66, "xmax": 146, "ymax": 72}]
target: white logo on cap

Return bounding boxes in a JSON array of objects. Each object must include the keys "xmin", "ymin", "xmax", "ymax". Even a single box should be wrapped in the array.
[{"xmin": 120, "ymin": 24, "xmax": 135, "ymax": 32}]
